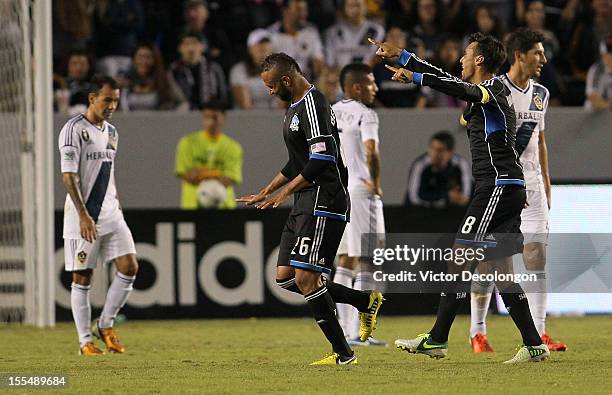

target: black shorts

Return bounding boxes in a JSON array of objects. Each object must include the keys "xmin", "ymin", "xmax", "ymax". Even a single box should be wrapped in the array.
[
  {"xmin": 277, "ymin": 190, "xmax": 346, "ymax": 274},
  {"xmin": 455, "ymin": 184, "xmax": 526, "ymax": 259}
]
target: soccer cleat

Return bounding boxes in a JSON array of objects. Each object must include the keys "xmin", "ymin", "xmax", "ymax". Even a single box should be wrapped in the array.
[
  {"xmin": 92, "ymin": 320, "xmax": 125, "ymax": 353},
  {"xmin": 503, "ymin": 344, "xmax": 550, "ymax": 364},
  {"xmin": 347, "ymin": 336, "xmax": 389, "ymax": 347},
  {"xmin": 541, "ymin": 332, "xmax": 568, "ymax": 352},
  {"xmin": 395, "ymin": 333, "xmax": 448, "ymax": 359},
  {"xmin": 358, "ymin": 291, "xmax": 384, "ymax": 341},
  {"xmin": 310, "ymin": 352, "xmax": 358, "ymax": 365},
  {"xmin": 471, "ymin": 333, "xmax": 494, "ymax": 353},
  {"xmin": 79, "ymin": 342, "xmax": 105, "ymax": 356}
]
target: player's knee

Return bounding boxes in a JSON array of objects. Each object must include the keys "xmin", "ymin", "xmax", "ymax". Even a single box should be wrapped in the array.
[
  {"xmin": 523, "ymin": 243, "xmax": 546, "ymax": 270},
  {"xmin": 72, "ymin": 269, "xmax": 92, "ymax": 285},
  {"xmin": 294, "ymin": 271, "xmax": 319, "ymax": 294}
]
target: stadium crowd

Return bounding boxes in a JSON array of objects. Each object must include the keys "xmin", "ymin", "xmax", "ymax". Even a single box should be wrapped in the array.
[{"xmin": 52, "ymin": 0, "xmax": 612, "ymax": 114}]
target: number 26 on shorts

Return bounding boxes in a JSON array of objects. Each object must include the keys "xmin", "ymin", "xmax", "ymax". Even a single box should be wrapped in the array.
[{"xmin": 291, "ymin": 237, "xmax": 311, "ymax": 256}]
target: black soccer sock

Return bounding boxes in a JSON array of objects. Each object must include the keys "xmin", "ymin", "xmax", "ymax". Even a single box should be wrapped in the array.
[
  {"xmin": 276, "ymin": 277, "xmax": 302, "ymax": 295},
  {"xmin": 305, "ymin": 285, "xmax": 353, "ymax": 358},
  {"xmin": 429, "ymin": 291, "xmax": 468, "ymax": 343},
  {"xmin": 324, "ymin": 278, "xmax": 370, "ymax": 312},
  {"xmin": 500, "ymin": 283, "xmax": 542, "ymax": 346}
]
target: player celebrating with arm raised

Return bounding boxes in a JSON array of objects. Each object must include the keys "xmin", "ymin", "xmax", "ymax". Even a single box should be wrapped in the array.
[
  {"xmin": 59, "ymin": 76, "xmax": 139, "ymax": 356},
  {"xmin": 237, "ymin": 53, "xmax": 383, "ymax": 365},
  {"xmin": 469, "ymin": 28, "xmax": 567, "ymax": 353},
  {"xmin": 371, "ymin": 34, "xmax": 550, "ymax": 363},
  {"xmin": 332, "ymin": 63, "xmax": 387, "ymax": 347}
]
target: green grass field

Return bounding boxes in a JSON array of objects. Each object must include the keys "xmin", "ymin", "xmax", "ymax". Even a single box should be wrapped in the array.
[{"xmin": 1, "ymin": 315, "xmax": 611, "ymax": 394}]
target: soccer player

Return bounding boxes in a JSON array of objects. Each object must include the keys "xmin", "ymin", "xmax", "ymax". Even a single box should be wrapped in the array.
[
  {"xmin": 58, "ymin": 76, "xmax": 139, "ymax": 356},
  {"xmin": 332, "ymin": 63, "xmax": 387, "ymax": 347},
  {"xmin": 469, "ymin": 28, "xmax": 567, "ymax": 353},
  {"xmin": 237, "ymin": 53, "xmax": 383, "ymax": 365},
  {"xmin": 371, "ymin": 34, "xmax": 550, "ymax": 363}
]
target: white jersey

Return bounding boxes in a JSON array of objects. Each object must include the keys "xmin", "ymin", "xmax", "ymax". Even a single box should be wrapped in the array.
[
  {"xmin": 332, "ymin": 99, "xmax": 379, "ymax": 194},
  {"xmin": 324, "ymin": 20, "xmax": 385, "ymax": 68},
  {"xmin": 500, "ymin": 74, "xmax": 549, "ymax": 191},
  {"xmin": 58, "ymin": 114, "xmax": 124, "ymax": 238}
]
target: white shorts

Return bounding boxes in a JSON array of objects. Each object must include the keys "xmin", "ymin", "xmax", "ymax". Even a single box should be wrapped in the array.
[
  {"xmin": 521, "ymin": 184, "xmax": 549, "ymax": 245},
  {"xmin": 64, "ymin": 220, "xmax": 136, "ymax": 271},
  {"xmin": 339, "ymin": 194, "xmax": 385, "ymax": 257}
]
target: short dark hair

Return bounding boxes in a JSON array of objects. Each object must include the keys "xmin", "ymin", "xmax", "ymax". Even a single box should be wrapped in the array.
[
  {"xmin": 201, "ymin": 100, "xmax": 227, "ymax": 113},
  {"xmin": 282, "ymin": 0, "xmax": 306, "ymax": 8},
  {"xmin": 505, "ymin": 28, "xmax": 546, "ymax": 65},
  {"xmin": 89, "ymin": 75, "xmax": 119, "ymax": 94},
  {"xmin": 339, "ymin": 63, "xmax": 372, "ymax": 92},
  {"xmin": 431, "ymin": 131, "xmax": 455, "ymax": 150},
  {"xmin": 468, "ymin": 32, "xmax": 506, "ymax": 74},
  {"xmin": 261, "ymin": 53, "xmax": 302, "ymax": 75},
  {"xmin": 179, "ymin": 30, "xmax": 205, "ymax": 44}
]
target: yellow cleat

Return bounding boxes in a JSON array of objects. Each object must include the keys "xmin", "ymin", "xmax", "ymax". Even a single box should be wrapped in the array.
[
  {"xmin": 359, "ymin": 291, "xmax": 384, "ymax": 341},
  {"xmin": 93, "ymin": 322, "xmax": 125, "ymax": 353},
  {"xmin": 310, "ymin": 352, "xmax": 357, "ymax": 365},
  {"xmin": 79, "ymin": 342, "xmax": 105, "ymax": 356}
]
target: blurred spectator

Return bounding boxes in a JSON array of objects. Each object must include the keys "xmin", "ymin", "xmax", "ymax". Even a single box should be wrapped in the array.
[
  {"xmin": 373, "ymin": 26, "xmax": 426, "ymax": 107},
  {"xmin": 181, "ymin": 0, "xmax": 233, "ymax": 73},
  {"xmin": 522, "ymin": 1, "xmax": 562, "ymax": 104},
  {"xmin": 168, "ymin": 32, "xmax": 229, "ymax": 110},
  {"xmin": 585, "ymin": 37, "xmax": 612, "ymax": 110},
  {"xmin": 52, "ymin": 0, "xmax": 92, "ymax": 68},
  {"xmin": 267, "ymin": 0, "xmax": 325, "ymax": 80},
  {"xmin": 93, "ymin": 0, "xmax": 144, "ymax": 78},
  {"xmin": 569, "ymin": 0, "xmax": 611, "ymax": 81},
  {"xmin": 405, "ymin": 131, "xmax": 471, "ymax": 208},
  {"xmin": 316, "ymin": 65, "xmax": 343, "ymax": 104},
  {"xmin": 230, "ymin": 29, "xmax": 277, "ymax": 110},
  {"xmin": 421, "ymin": 36, "xmax": 465, "ymax": 108},
  {"xmin": 464, "ymin": 4, "xmax": 505, "ymax": 44},
  {"xmin": 120, "ymin": 43, "xmax": 182, "ymax": 111},
  {"xmin": 324, "ymin": 0, "xmax": 385, "ymax": 68},
  {"xmin": 53, "ymin": 50, "xmax": 93, "ymax": 115},
  {"xmin": 411, "ymin": 0, "xmax": 445, "ymax": 60},
  {"xmin": 175, "ymin": 104, "xmax": 243, "ymax": 209}
]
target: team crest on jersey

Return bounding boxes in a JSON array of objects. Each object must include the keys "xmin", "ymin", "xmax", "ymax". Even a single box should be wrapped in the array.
[
  {"xmin": 290, "ymin": 114, "xmax": 300, "ymax": 132},
  {"xmin": 81, "ymin": 129, "xmax": 90, "ymax": 142},
  {"xmin": 77, "ymin": 251, "xmax": 87, "ymax": 265},
  {"xmin": 532, "ymin": 93, "xmax": 544, "ymax": 110}
]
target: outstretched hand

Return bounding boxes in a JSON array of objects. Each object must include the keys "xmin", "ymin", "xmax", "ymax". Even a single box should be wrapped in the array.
[
  {"xmin": 385, "ymin": 65, "xmax": 413, "ymax": 84},
  {"xmin": 368, "ymin": 38, "xmax": 403, "ymax": 59},
  {"xmin": 236, "ymin": 191, "xmax": 267, "ymax": 206}
]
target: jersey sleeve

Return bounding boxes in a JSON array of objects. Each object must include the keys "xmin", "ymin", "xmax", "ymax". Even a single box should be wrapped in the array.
[
  {"xmin": 300, "ymin": 94, "xmax": 338, "ymax": 181},
  {"xmin": 222, "ymin": 141, "xmax": 243, "ymax": 184},
  {"xmin": 58, "ymin": 121, "xmax": 81, "ymax": 174},
  {"xmin": 540, "ymin": 86, "xmax": 550, "ymax": 131},
  {"xmin": 360, "ymin": 109, "xmax": 379, "ymax": 143}
]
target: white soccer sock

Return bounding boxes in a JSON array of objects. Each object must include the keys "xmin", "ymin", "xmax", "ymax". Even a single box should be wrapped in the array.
[
  {"xmin": 525, "ymin": 270, "xmax": 547, "ymax": 337},
  {"xmin": 469, "ymin": 281, "xmax": 494, "ymax": 338},
  {"xmin": 353, "ymin": 271, "xmax": 375, "ymax": 339},
  {"xmin": 99, "ymin": 272, "xmax": 136, "ymax": 329},
  {"xmin": 333, "ymin": 266, "xmax": 354, "ymax": 337},
  {"xmin": 71, "ymin": 283, "xmax": 92, "ymax": 347}
]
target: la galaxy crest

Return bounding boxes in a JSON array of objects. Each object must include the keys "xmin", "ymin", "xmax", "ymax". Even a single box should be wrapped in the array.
[
  {"xmin": 532, "ymin": 92, "xmax": 544, "ymax": 111},
  {"xmin": 81, "ymin": 129, "xmax": 90, "ymax": 142},
  {"xmin": 77, "ymin": 251, "xmax": 87, "ymax": 265},
  {"xmin": 290, "ymin": 114, "xmax": 300, "ymax": 132}
]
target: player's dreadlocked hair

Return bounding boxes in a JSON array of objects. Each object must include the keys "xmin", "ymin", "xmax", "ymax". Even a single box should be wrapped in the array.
[
  {"xmin": 261, "ymin": 53, "xmax": 302, "ymax": 75},
  {"xmin": 468, "ymin": 32, "xmax": 506, "ymax": 74},
  {"xmin": 505, "ymin": 28, "xmax": 546, "ymax": 65},
  {"xmin": 339, "ymin": 63, "xmax": 372, "ymax": 92}
]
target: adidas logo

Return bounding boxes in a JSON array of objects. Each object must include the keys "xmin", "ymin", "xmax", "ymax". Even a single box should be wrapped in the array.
[{"xmin": 529, "ymin": 348, "xmax": 545, "ymax": 357}]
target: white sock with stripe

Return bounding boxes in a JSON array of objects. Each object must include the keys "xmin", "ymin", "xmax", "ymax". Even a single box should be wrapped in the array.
[
  {"xmin": 469, "ymin": 280, "xmax": 494, "ymax": 338},
  {"xmin": 71, "ymin": 283, "xmax": 92, "ymax": 347},
  {"xmin": 333, "ymin": 266, "xmax": 354, "ymax": 338},
  {"xmin": 525, "ymin": 270, "xmax": 547, "ymax": 336},
  {"xmin": 99, "ymin": 272, "xmax": 136, "ymax": 329}
]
